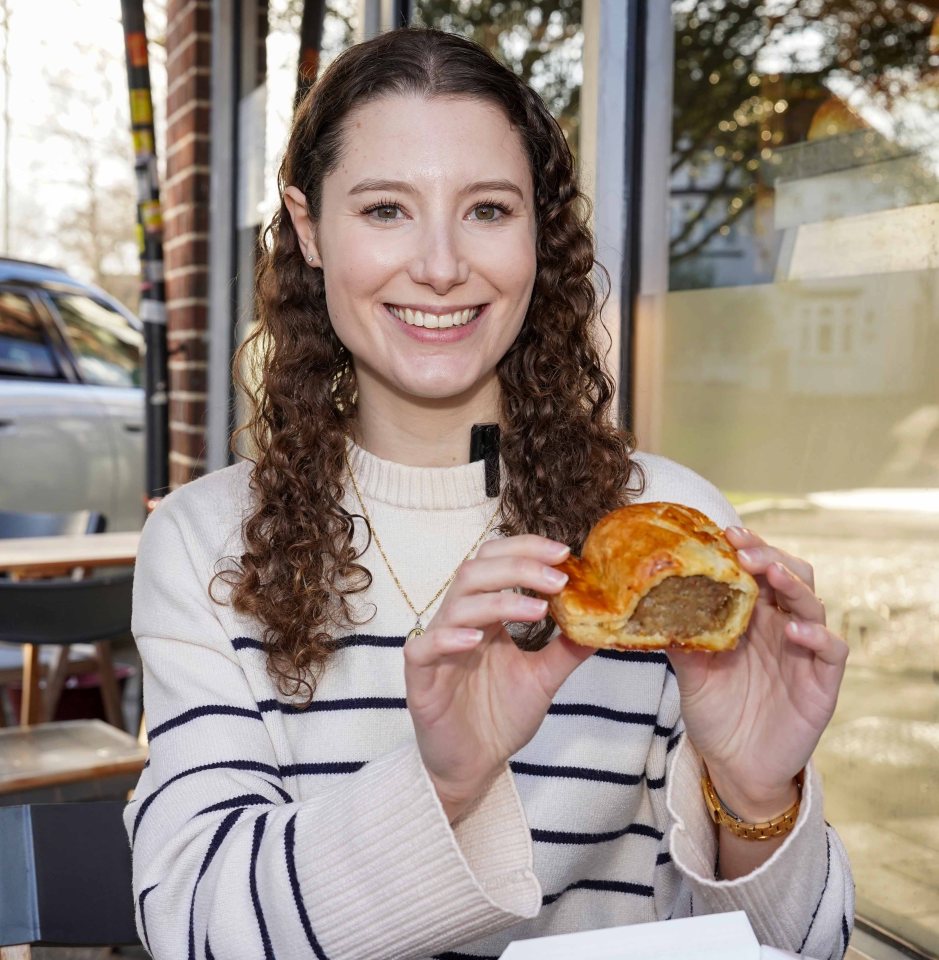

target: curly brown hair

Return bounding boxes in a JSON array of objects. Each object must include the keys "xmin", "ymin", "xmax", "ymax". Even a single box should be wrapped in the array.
[{"xmin": 221, "ymin": 27, "xmax": 642, "ymax": 704}]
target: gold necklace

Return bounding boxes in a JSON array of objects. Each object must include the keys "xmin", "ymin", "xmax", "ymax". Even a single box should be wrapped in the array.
[{"xmin": 344, "ymin": 450, "xmax": 501, "ymax": 643}]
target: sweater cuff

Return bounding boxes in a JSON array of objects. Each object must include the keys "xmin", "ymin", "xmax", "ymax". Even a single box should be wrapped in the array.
[
  {"xmin": 293, "ymin": 743, "xmax": 540, "ymax": 959},
  {"xmin": 666, "ymin": 736, "xmax": 830, "ymax": 945}
]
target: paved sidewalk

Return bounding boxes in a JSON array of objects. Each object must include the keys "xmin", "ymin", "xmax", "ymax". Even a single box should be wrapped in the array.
[{"xmin": 745, "ymin": 502, "xmax": 939, "ymax": 957}]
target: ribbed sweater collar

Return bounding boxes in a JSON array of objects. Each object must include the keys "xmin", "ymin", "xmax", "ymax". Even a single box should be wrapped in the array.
[{"xmin": 346, "ymin": 441, "xmax": 492, "ymax": 510}]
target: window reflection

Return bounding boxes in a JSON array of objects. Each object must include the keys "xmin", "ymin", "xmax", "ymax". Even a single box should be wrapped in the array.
[
  {"xmin": 656, "ymin": 2, "xmax": 939, "ymax": 952},
  {"xmin": 0, "ymin": 292, "xmax": 60, "ymax": 378},
  {"xmin": 51, "ymin": 294, "xmax": 143, "ymax": 389}
]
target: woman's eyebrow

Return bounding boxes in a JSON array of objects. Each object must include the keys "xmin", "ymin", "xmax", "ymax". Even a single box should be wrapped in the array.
[{"xmin": 348, "ymin": 178, "xmax": 524, "ymax": 199}]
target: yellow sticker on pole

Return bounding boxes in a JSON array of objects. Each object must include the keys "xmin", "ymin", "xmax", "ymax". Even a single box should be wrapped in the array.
[
  {"xmin": 130, "ymin": 90, "xmax": 153, "ymax": 125},
  {"xmin": 142, "ymin": 200, "xmax": 163, "ymax": 232},
  {"xmin": 132, "ymin": 130, "xmax": 155, "ymax": 156}
]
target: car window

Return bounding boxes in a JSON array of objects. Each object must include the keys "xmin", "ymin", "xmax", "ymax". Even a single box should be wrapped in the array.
[
  {"xmin": 0, "ymin": 290, "xmax": 62, "ymax": 378},
  {"xmin": 50, "ymin": 293, "xmax": 143, "ymax": 388}
]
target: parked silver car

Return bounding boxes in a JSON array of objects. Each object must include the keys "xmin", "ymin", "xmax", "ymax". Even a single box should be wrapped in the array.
[{"xmin": 0, "ymin": 259, "xmax": 145, "ymax": 532}]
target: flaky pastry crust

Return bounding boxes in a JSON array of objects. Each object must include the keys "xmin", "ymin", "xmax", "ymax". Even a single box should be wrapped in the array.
[{"xmin": 549, "ymin": 501, "xmax": 758, "ymax": 652}]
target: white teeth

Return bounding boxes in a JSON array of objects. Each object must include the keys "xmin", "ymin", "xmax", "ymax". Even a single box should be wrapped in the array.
[{"xmin": 389, "ymin": 305, "xmax": 481, "ymax": 328}]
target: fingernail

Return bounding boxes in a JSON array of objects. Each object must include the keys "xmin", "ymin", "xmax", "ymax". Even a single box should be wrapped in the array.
[
  {"xmin": 543, "ymin": 567, "xmax": 569, "ymax": 588},
  {"xmin": 726, "ymin": 526, "xmax": 744, "ymax": 536},
  {"xmin": 548, "ymin": 541, "xmax": 571, "ymax": 558},
  {"xmin": 455, "ymin": 629, "xmax": 484, "ymax": 647},
  {"xmin": 787, "ymin": 620, "xmax": 808, "ymax": 637},
  {"xmin": 521, "ymin": 596, "xmax": 550, "ymax": 615},
  {"xmin": 738, "ymin": 548, "xmax": 754, "ymax": 563}
]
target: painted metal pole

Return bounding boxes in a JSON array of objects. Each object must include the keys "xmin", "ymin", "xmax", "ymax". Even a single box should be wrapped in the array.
[
  {"xmin": 295, "ymin": 0, "xmax": 326, "ymax": 110},
  {"xmin": 119, "ymin": 0, "xmax": 169, "ymax": 504}
]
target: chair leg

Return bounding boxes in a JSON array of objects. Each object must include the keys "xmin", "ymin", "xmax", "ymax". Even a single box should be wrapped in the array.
[
  {"xmin": 95, "ymin": 642, "xmax": 125, "ymax": 730},
  {"xmin": 44, "ymin": 645, "xmax": 71, "ymax": 720},
  {"xmin": 20, "ymin": 644, "xmax": 44, "ymax": 726}
]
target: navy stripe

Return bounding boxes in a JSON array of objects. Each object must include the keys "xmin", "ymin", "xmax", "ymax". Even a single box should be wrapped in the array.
[
  {"xmin": 841, "ymin": 914, "xmax": 849, "ymax": 959},
  {"xmin": 232, "ymin": 637, "xmax": 264, "ymax": 651},
  {"xmin": 235, "ymin": 634, "xmax": 408, "ymax": 652},
  {"xmin": 547, "ymin": 702, "xmax": 657, "ymax": 726},
  {"xmin": 188, "ymin": 809, "xmax": 243, "ymax": 960},
  {"xmin": 532, "ymin": 822, "xmax": 662, "ymax": 845},
  {"xmin": 799, "ymin": 833, "xmax": 831, "ymax": 953},
  {"xmin": 285, "ymin": 814, "xmax": 329, "ymax": 960},
  {"xmin": 433, "ymin": 954, "xmax": 499, "ymax": 959},
  {"xmin": 646, "ymin": 774, "xmax": 666, "ymax": 789},
  {"xmin": 510, "ymin": 760, "xmax": 642, "ymax": 786},
  {"xmin": 194, "ymin": 794, "xmax": 275, "ymax": 818},
  {"xmin": 259, "ymin": 696, "xmax": 407, "ymax": 714},
  {"xmin": 281, "ymin": 761, "xmax": 367, "ymax": 777},
  {"xmin": 656, "ymin": 851, "xmax": 672, "ymax": 865},
  {"xmin": 148, "ymin": 705, "xmax": 263, "ymax": 741},
  {"xmin": 666, "ymin": 731, "xmax": 683, "ymax": 753},
  {"xmin": 205, "ymin": 934, "xmax": 215, "ymax": 960},
  {"xmin": 133, "ymin": 760, "xmax": 285, "ymax": 843},
  {"xmin": 542, "ymin": 878, "xmax": 655, "ymax": 906},
  {"xmin": 138, "ymin": 883, "xmax": 157, "ymax": 954},
  {"xmin": 330, "ymin": 634, "xmax": 405, "ymax": 649},
  {"xmin": 594, "ymin": 649, "xmax": 668, "ymax": 664},
  {"xmin": 250, "ymin": 813, "xmax": 275, "ymax": 960}
]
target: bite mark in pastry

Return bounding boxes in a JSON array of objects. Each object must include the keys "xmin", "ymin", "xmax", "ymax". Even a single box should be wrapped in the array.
[{"xmin": 549, "ymin": 502, "xmax": 758, "ymax": 652}]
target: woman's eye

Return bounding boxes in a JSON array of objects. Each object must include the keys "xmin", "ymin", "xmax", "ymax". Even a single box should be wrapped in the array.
[
  {"xmin": 472, "ymin": 204, "xmax": 505, "ymax": 222},
  {"xmin": 371, "ymin": 204, "xmax": 400, "ymax": 221}
]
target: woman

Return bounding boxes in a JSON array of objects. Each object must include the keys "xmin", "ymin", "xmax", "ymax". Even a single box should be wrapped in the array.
[{"xmin": 125, "ymin": 27, "xmax": 853, "ymax": 960}]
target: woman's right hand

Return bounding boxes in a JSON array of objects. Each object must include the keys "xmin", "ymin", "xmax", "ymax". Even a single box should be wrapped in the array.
[{"xmin": 404, "ymin": 535, "xmax": 594, "ymax": 822}]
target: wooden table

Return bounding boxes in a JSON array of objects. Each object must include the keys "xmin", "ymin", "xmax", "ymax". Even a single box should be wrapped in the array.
[
  {"xmin": 0, "ymin": 718, "xmax": 147, "ymax": 801},
  {"xmin": 0, "ymin": 531, "xmax": 139, "ymax": 578}
]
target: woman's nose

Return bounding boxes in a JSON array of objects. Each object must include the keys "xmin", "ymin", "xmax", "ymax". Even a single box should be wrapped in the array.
[{"xmin": 407, "ymin": 219, "xmax": 470, "ymax": 292}]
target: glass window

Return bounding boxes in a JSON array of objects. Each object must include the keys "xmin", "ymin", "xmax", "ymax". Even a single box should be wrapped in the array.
[
  {"xmin": 412, "ymin": 1, "xmax": 583, "ymax": 159},
  {"xmin": 0, "ymin": 291, "xmax": 62, "ymax": 378},
  {"xmin": 639, "ymin": 2, "xmax": 939, "ymax": 952},
  {"xmin": 51, "ymin": 294, "xmax": 144, "ymax": 388}
]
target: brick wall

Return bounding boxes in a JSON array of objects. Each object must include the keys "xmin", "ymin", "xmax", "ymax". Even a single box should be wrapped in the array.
[
  {"xmin": 163, "ymin": 0, "xmax": 268, "ymax": 488},
  {"xmin": 164, "ymin": 0, "xmax": 212, "ymax": 488}
]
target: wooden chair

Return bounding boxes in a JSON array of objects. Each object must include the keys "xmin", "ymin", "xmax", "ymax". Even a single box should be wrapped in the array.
[
  {"xmin": 0, "ymin": 799, "xmax": 140, "ymax": 957},
  {"xmin": 0, "ymin": 510, "xmax": 118, "ymax": 728},
  {"xmin": 0, "ymin": 573, "xmax": 132, "ymax": 729}
]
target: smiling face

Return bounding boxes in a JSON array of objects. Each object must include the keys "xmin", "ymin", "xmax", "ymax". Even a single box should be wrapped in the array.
[{"xmin": 285, "ymin": 94, "xmax": 538, "ymax": 427}]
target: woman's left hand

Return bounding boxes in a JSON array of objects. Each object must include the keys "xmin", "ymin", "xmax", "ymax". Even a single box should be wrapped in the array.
[{"xmin": 666, "ymin": 526, "xmax": 849, "ymax": 819}]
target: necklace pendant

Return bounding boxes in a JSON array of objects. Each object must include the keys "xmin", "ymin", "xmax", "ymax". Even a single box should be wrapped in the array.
[{"xmin": 406, "ymin": 619, "xmax": 425, "ymax": 644}]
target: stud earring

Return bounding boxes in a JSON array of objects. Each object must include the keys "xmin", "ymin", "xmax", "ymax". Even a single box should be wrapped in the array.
[{"xmin": 307, "ymin": 254, "xmax": 314, "ymax": 262}]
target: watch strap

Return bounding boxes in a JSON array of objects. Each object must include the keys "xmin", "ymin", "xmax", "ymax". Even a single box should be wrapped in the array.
[{"xmin": 701, "ymin": 767, "xmax": 805, "ymax": 841}]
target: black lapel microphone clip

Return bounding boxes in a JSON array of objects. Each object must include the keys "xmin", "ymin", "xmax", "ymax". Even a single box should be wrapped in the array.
[{"xmin": 469, "ymin": 424, "xmax": 501, "ymax": 498}]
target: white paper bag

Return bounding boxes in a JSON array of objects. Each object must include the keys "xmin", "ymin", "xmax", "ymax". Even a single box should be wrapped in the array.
[{"xmin": 499, "ymin": 910, "xmax": 762, "ymax": 960}]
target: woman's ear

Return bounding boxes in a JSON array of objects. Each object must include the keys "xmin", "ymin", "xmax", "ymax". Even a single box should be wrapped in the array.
[{"xmin": 284, "ymin": 185, "xmax": 322, "ymax": 267}]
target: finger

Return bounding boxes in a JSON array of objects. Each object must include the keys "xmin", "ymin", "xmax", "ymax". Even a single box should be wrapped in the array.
[
  {"xmin": 437, "ymin": 591, "xmax": 548, "ymax": 631},
  {"xmin": 765, "ymin": 561, "xmax": 825, "ymax": 623},
  {"xmin": 404, "ymin": 626, "xmax": 484, "ymax": 669},
  {"xmin": 785, "ymin": 620, "xmax": 849, "ymax": 669},
  {"xmin": 735, "ymin": 542, "xmax": 815, "ymax": 591},
  {"xmin": 727, "ymin": 527, "xmax": 816, "ymax": 588},
  {"xmin": 530, "ymin": 633, "xmax": 595, "ymax": 697},
  {"xmin": 453, "ymin": 555, "xmax": 569, "ymax": 597},
  {"xmin": 475, "ymin": 534, "xmax": 570, "ymax": 563}
]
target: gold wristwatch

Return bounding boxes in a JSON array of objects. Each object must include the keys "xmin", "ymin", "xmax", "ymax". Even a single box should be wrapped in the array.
[{"xmin": 701, "ymin": 768, "xmax": 805, "ymax": 841}]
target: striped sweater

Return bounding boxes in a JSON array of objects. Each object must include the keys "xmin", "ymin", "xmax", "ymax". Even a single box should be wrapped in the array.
[{"xmin": 124, "ymin": 445, "xmax": 854, "ymax": 960}]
